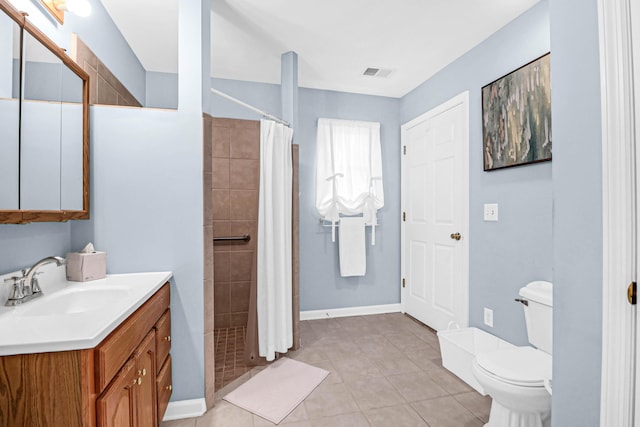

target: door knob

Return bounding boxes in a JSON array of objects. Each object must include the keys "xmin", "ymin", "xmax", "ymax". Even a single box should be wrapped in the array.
[{"xmin": 450, "ymin": 233, "xmax": 461, "ymax": 241}]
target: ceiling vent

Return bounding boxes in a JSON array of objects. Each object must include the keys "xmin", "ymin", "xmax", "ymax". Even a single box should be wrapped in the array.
[{"xmin": 363, "ymin": 67, "xmax": 393, "ymax": 78}]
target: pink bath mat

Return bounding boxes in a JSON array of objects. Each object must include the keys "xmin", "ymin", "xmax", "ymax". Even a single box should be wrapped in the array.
[{"xmin": 223, "ymin": 357, "xmax": 329, "ymax": 424}]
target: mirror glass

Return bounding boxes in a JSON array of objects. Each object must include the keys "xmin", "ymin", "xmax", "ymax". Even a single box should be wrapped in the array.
[
  {"xmin": 60, "ymin": 67, "xmax": 84, "ymax": 211},
  {"xmin": 20, "ymin": 30, "xmax": 84, "ymax": 211},
  {"xmin": 0, "ymin": 14, "xmax": 20, "ymax": 209},
  {"xmin": 20, "ymin": 30, "xmax": 63, "ymax": 210}
]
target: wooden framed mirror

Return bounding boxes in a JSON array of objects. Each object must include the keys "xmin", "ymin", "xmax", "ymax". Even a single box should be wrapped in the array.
[{"xmin": 0, "ymin": 0, "xmax": 89, "ymax": 224}]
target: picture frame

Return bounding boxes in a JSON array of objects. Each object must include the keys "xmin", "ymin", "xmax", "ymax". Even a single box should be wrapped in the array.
[{"xmin": 482, "ymin": 53, "xmax": 552, "ymax": 171}]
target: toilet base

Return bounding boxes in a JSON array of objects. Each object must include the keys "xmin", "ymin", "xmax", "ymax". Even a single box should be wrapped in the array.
[{"xmin": 484, "ymin": 399, "xmax": 551, "ymax": 427}]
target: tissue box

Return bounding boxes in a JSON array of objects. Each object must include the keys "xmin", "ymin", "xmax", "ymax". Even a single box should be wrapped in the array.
[{"xmin": 66, "ymin": 251, "xmax": 106, "ymax": 282}]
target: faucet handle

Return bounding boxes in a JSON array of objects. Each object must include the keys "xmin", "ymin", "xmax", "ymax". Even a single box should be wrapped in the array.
[
  {"xmin": 10, "ymin": 282, "xmax": 25, "ymax": 300},
  {"xmin": 31, "ymin": 278, "xmax": 41, "ymax": 294},
  {"xmin": 4, "ymin": 275, "xmax": 23, "ymax": 284},
  {"xmin": 5, "ymin": 277, "xmax": 25, "ymax": 300},
  {"xmin": 31, "ymin": 273, "xmax": 44, "ymax": 294}
]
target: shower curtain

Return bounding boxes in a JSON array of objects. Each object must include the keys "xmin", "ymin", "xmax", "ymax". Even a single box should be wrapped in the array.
[{"xmin": 256, "ymin": 119, "xmax": 293, "ymax": 361}]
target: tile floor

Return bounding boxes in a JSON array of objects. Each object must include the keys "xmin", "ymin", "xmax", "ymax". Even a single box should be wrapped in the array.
[
  {"xmin": 163, "ymin": 313, "xmax": 491, "ymax": 427},
  {"xmin": 214, "ymin": 326, "xmax": 250, "ymax": 390}
]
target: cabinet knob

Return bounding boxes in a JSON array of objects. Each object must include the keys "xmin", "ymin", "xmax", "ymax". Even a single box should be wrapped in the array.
[
  {"xmin": 142, "ymin": 368, "xmax": 147, "ymax": 376},
  {"xmin": 164, "ymin": 335, "xmax": 171, "ymax": 342},
  {"xmin": 166, "ymin": 384, "xmax": 172, "ymax": 392},
  {"xmin": 132, "ymin": 379, "xmax": 137, "ymax": 386},
  {"xmin": 137, "ymin": 377, "xmax": 142, "ymax": 385}
]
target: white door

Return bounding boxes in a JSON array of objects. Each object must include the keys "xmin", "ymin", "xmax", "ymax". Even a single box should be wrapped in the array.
[
  {"xmin": 599, "ymin": 0, "xmax": 640, "ymax": 423},
  {"xmin": 401, "ymin": 92, "xmax": 469, "ymax": 331},
  {"xmin": 633, "ymin": 0, "xmax": 640, "ymax": 423}
]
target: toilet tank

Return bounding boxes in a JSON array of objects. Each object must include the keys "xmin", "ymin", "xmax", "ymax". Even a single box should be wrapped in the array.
[{"xmin": 519, "ymin": 281, "xmax": 553, "ymax": 354}]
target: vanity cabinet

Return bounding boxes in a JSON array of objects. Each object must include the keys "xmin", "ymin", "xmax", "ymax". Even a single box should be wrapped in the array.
[{"xmin": 0, "ymin": 283, "xmax": 172, "ymax": 427}]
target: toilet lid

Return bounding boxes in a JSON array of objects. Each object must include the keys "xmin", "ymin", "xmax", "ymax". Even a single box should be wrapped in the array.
[{"xmin": 476, "ymin": 347, "xmax": 552, "ymax": 387}]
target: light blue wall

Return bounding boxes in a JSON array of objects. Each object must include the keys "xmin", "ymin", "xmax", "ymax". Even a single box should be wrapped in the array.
[
  {"xmin": 21, "ymin": 61, "xmax": 83, "ymax": 102},
  {"xmin": 0, "ymin": 99, "xmax": 19, "ymax": 210},
  {"xmin": 0, "ymin": 12, "xmax": 16, "ymax": 98},
  {"xmin": 210, "ymin": 77, "xmax": 282, "ymax": 120},
  {"xmin": 401, "ymin": 1, "xmax": 551, "ymax": 346},
  {"xmin": 298, "ymin": 88, "xmax": 402, "ymax": 309},
  {"xmin": 146, "ymin": 71, "xmax": 178, "ymax": 109},
  {"xmin": 281, "ymin": 52, "xmax": 299, "ymax": 132},
  {"xmin": 76, "ymin": 105, "xmax": 204, "ymax": 400},
  {"xmin": 0, "ymin": 222, "xmax": 71, "ymax": 273},
  {"xmin": 549, "ymin": 0, "xmax": 603, "ymax": 424}
]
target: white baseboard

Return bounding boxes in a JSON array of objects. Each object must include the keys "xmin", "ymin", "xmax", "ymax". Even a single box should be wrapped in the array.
[
  {"xmin": 300, "ymin": 303, "xmax": 402, "ymax": 320},
  {"xmin": 163, "ymin": 398, "xmax": 207, "ymax": 421}
]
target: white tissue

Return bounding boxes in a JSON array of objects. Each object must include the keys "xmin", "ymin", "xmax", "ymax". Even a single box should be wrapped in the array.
[{"xmin": 80, "ymin": 242, "xmax": 96, "ymax": 253}]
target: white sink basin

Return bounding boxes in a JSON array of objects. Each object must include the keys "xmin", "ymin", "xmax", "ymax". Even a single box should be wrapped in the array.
[
  {"xmin": 15, "ymin": 287, "xmax": 130, "ymax": 316},
  {"xmin": 0, "ymin": 271, "xmax": 172, "ymax": 356}
]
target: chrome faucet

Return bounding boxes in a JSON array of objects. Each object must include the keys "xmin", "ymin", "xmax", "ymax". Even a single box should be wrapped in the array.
[{"xmin": 4, "ymin": 256, "xmax": 66, "ymax": 306}]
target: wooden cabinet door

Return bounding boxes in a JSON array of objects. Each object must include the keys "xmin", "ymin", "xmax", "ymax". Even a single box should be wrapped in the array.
[
  {"xmin": 135, "ymin": 330, "xmax": 157, "ymax": 427},
  {"xmin": 154, "ymin": 309, "xmax": 171, "ymax": 374},
  {"xmin": 97, "ymin": 358, "xmax": 137, "ymax": 427}
]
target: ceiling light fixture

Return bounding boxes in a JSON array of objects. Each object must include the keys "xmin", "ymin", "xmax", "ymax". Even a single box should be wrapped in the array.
[{"xmin": 40, "ymin": 0, "xmax": 92, "ymax": 24}]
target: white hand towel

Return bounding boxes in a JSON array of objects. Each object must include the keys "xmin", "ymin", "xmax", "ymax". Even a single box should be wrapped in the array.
[{"xmin": 339, "ymin": 217, "xmax": 366, "ymax": 277}]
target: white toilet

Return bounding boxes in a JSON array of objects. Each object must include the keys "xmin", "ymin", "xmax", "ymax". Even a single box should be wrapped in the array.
[{"xmin": 472, "ymin": 281, "xmax": 553, "ymax": 427}]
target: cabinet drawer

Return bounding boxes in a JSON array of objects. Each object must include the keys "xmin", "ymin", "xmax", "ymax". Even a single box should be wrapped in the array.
[
  {"xmin": 156, "ymin": 355, "xmax": 172, "ymax": 422},
  {"xmin": 95, "ymin": 283, "xmax": 170, "ymax": 393},
  {"xmin": 155, "ymin": 309, "xmax": 171, "ymax": 373}
]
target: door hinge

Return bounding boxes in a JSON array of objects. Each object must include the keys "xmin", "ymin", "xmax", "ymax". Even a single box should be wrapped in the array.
[
  {"xmin": 403, "ymin": 145, "xmax": 407, "ymax": 155},
  {"xmin": 402, "ymin": 278, "xmax": 406, "ymax": 288},
  {"xmin": 403, "ymin": 212, "xmax": 406, "ymax": 222},
  {"xmin": 628, "ymin": 282, "xmax": 637, "ymax": 305}
]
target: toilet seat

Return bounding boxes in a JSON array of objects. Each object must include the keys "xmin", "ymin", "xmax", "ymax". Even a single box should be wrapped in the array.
[{"xmin": 475, "ymin": 346, "xmax": 552, "ymax": 388}]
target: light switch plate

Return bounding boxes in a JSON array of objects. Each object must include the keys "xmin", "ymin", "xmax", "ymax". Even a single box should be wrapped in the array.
[
  {"xmin": 484, "ymin": 203, "xmax": 499, "ymax": 221},
  {"xmin": 484, "ymin": 308, "xmax": 494, "ymax": 327}
]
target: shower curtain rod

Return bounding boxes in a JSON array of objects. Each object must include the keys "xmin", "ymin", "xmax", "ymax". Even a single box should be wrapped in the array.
[{"xmin": 210, "ymin": 87, "xmax": 290, "ymax": 127}]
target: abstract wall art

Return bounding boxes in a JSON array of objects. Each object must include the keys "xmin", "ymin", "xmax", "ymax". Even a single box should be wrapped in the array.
[{"xmin": 482, "ymin": 53, "xmax": 551, "ymax": 171}]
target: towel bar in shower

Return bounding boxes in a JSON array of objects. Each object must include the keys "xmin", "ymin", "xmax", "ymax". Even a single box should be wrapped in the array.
[{"xmin": 213, "ymin": 235, "xmax": 251, "ymax": 243}]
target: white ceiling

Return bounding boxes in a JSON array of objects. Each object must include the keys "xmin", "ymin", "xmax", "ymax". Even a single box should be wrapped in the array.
[
  {"xmin": 101, "ymin": 0, "xmax": 540, "ymax": 98},
  {"xmin": 100, "ymin": 0, "xmax": 178, "ymax": 74}
]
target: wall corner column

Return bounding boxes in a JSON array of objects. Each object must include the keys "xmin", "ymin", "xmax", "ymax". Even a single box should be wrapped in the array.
[
  {"xmin": 281, "ymin": 51, "xmax": 299, "ymax": 136},
  {"xmin": 281, "ymin": 51, "xmax": 300, "ymax": 351}
]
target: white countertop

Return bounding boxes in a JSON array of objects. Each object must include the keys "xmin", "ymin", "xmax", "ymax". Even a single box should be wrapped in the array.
[{"xmin": 0, "ymin": 268, "xmax": 172, "ymax": 356}]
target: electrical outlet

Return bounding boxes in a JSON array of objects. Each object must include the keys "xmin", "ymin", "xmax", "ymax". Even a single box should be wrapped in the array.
[
  {"xmin": 484, "ymin": 308, "xmax": 494, "ymax": 327},
  {"xmin": 484, "ymin": 203, "xmax": 499, "ymax": 221}
]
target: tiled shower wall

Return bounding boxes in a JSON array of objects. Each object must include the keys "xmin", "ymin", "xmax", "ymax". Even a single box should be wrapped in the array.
[
  {"xmin": 204, "ymin": 116, "xmax": 300, "ymax": 403},
  {"xmin": 211, "ymin": 118, "xmax": 260, "ymax": 328},
  {"xmin": 202, "ymin": 114, "xmax": 216, "ymax": 409},
  {"xmin": 203, "ymin": 114, "xmax": 215, "ymax": 407}
]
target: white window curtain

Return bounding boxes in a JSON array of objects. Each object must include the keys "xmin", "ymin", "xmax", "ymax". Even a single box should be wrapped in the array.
[
  {"xmin": 257, "ymin": 119, "xmax": 293, "ymax": 361},
  {"xmin": 315, "ymin": 118, "xmax": 384, "ymax": 243}
]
